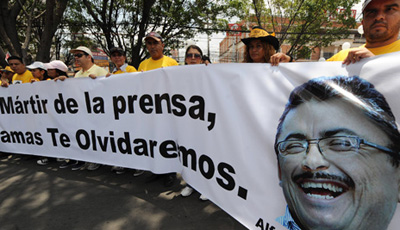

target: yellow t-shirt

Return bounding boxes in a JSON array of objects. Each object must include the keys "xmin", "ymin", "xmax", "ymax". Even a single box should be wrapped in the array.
[
  {"xmin": 327, "ymin": 39, "xmax": 400, "ymax": 61},
  {"xmin": 112, "ymin": 63, "xmax": 137, "ymax": 74},
  {"xmin": 12, "ymin": 70, "xmax": 38, "ymax": 84},
  {"xmin": 138, "ymin": 56, "xmax": 178, "ymax": 72},
  {"xmin": 74, "ymin": 64, "xmax": 109, "ymax": 78}
]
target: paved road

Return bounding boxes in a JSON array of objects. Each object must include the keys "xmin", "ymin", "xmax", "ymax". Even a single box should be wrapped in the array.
[{"xmin": 0, "ymin": 153, "xmax": 246, "ymax": 230}]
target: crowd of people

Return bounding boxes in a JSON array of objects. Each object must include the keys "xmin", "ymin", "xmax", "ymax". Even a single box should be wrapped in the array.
[{"xmin": 1, "ymin": 0, "xmax": 400, "ymax": 208}]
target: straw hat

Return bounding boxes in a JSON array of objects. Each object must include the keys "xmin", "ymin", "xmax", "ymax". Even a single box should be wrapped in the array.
[{"xmin": 241, "ymin": 26, "xmax": 280, "ymax": 51}]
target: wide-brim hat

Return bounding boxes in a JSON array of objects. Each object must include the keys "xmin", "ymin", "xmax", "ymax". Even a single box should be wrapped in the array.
[
  {"xmin": 241, "ymin": 26, "xmax": 280, "ymax": 51},
  {"xmin": 0, "ymin": 66, "xmax": 14, "ymax": 73}
]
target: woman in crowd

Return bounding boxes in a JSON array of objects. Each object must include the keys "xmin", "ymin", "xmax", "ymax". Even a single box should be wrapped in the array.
[
  {"xmin": 27, "ymin": 61, "xmax": 48, "ymax": 82},
  {"xmin": 180, "ymin": 44, "xmax": 209, "ymax": 201},
  {"xmin": 36, "ymin": 60, "xmax": 69, "ymax": 166},
  {"xmin": 47, "ymin": 60, "xmax": 69, "ymax": 80},
  {"xmin": 241, "ymin": 26, "xmax": 293, "ymax": 65}
]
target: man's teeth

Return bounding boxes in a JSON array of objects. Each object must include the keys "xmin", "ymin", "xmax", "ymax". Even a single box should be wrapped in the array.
[
  {"xmin": 301, "ymin": 182, "xmax": 343, "ymax": 193},
  {"xmin": 306, "ymin": 194, "xmax": 334, "ymax": 199}
]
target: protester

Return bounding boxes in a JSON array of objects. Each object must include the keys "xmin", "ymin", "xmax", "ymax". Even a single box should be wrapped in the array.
[
  {"xmin": 138, "ymin": 32, "xmax": 178, "ymax": 71},
  {"xmin": 46, "ymin": 60, "xmax": 69, "ymax": 80},
  {"xmin": 0, "ymin": 66, "xmax": 14, "ymax": 85},
  {"xmin": 56, "ymin": 46, "xmax": 108, "ymax": 171},
  {"xmin": 106, "ymin": 47, "xmax": 137, "ymax": 77},
  {"xmin": 138, "ymin": 32, "xmax": 178, "ymax": 187},
  {"xmin": 328, "ymin": 0, "xmax": 400, "ymax": 64},
  {"xmin": 241, "ymin": 26, "xmax": 293, "ymax": 66},
  {"xmin": 26, "ymin": 61, "xmax": 48, "ymax": 82},
  {"xmin": 1, "ymin": 56, "xmax": 37, "ymax": 87},
  {"xmin": 180, "ymin": 44, "xmax": 208, "ymax": 200},
  {"xmin": 106, "ymin": 47, "xmax": 143, "ymax": 176}
]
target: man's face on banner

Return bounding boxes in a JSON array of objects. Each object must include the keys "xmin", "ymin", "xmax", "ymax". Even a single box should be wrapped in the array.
[{"xmin": 277, "ymin": 98, "xmax": 400, "ymax": 229}]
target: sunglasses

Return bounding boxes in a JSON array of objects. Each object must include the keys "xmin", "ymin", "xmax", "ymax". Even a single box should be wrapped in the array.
[
  {"xmin": 74, "ymin": 53, "xmax": 85, "ymax": 58},
  {"xmin": 111, "ymin": 53, "xmax": 123, "ymax": 57},
  {"xmin": 186, "ymin": 53, "xmax": 202, "ymax": 59}
]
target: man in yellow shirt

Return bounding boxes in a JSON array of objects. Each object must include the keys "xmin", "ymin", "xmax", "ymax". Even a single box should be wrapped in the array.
[
  {"xmin": 328, "ymin": 0, "xmax": 400, "ymax": 64},
  {"xmin": 138, "ymin": 32, "xmax": 178, "ymax": 71},
  {"xmin": 1, "ymin": 56, "xmax": 37, "ymax": 87},
  {"xmin": 107, "ymin": 47, "xmax": 137, "ymax": 76}
]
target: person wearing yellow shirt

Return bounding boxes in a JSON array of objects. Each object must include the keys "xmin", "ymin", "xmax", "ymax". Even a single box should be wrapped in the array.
[
  {"xmin": 1, "ymin": 56, "xmax": 37, "ymax": 87},
  {"xmin": 328, "ymin": 0, "xmax": 400, "ymax": 64},
  {"xmin": 0, "ymin": 66, "xmax": 14, "ymax": 86},
  {"xmin": 138, "ymin": 32, "xmax": 178, "ymax": 72},
  {"xmin": 106, "ymin": 47, "xmax": 137, "ymax": 77}
]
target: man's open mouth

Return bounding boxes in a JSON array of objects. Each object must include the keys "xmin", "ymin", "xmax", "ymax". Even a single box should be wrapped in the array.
[
  {"xmin": 300, "ymin": 181, "xmax": 346, "ymax": 200},
  {"xmin": 294, "ymin": 172, "xmax": 354, "ymax": 200}
]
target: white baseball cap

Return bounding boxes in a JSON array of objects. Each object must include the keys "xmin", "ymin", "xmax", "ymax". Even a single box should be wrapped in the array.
[
  {"xmin": 70, "ymin": 46, "xmax": 93, "ymax": 57},
  {"xmin": 27, "ymin": 61, "xmax": 47, "ymax": 70},
  {"xmin": 362, "ymin": 0, "xmax": 373, "ymax": 12},
  {"xmin": 46, "ymin": 60, "xmax": 68, "ymax": 73}
]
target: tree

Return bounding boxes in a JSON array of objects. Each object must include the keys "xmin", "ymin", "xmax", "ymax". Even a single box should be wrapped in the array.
[
  {"xmin": 64, "ymin": 0, "xmax": 244, "ymax": 67},
  {"xmin": 0, "ymin": 0, "xmax": 68, "ymax": 66},
  {"xmin": 247, "ymin": 0, "xmax": 359, "ymax": 58}
]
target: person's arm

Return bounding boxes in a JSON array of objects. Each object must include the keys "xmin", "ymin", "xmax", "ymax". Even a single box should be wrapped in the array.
[
  {"xmin": 270, "ymin": 53, "xmax": 293, "ymax": 66},
  {"xmin": 342, "ymin": 47, "xmax": 375, "ymax": 65},
  {"xmin": 54, "ymin": 76, "xmax": 68, "ymax": 81}
]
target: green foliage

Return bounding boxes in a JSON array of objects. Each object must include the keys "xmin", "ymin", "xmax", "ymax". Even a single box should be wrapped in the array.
[
  {"xmin": 244, "ymin": 0, "xmax": 360, "ymax": 58},
  {"xmin": 61, "ymin": 0, "xmax": 246, "ymax": 67}
]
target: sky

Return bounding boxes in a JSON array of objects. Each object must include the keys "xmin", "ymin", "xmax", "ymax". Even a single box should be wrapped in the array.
[{"xmin": 178, "ymin": 2, "xmax": 364, "ymax": 63}]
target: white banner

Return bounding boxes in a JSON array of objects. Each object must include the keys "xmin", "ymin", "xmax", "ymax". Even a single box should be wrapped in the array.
[{"xmin": 1, "ymin": 52, "xmax": 400, "ymax": 230}]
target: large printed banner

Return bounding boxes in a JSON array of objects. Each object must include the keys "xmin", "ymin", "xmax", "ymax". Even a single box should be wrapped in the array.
[{"xmin": 1, "ymin": 52, "xmax": 400, "ymax": 230}]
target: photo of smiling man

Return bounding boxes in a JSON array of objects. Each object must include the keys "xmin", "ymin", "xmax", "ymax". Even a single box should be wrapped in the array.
[{"xmin": 274, "ymin": 76, "xmax": 400, "ymax": 230}]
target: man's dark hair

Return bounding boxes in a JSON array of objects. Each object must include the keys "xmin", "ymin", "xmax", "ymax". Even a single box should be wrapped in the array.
[
  {"xmin": 7, "ymin": 56, "xmax": 24, "ymax": 64},
  {"xmin": 275, "ymin": 76, "xmax": 400, "ymax": 167}
]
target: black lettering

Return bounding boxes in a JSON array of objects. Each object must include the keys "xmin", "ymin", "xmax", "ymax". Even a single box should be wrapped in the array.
[
  {"xmin": 25, "ymin": 132, "xmax": 34, "ymax": 144},
  {"xmin": 0, "ymin": 131, "xmax": 10, "ymax": 143},
  {"xmin": 54, "ymin": 93, "xmax": 66, "ymax": 113},
  {"xmin": 76, "ymin": 129, "xmax": 90, "ymax": 150},
  {"xmin": 178, "ymin": 145, "xmax": 197, "ymax": 170},
  {"xmin": 172, "ymin": 94, "xmax": 186, "ymax": 116},
  {"xmin": 189, "ymin": 95, "xmax": 205, "ymax": 121},
  {"xmin": 199, "ymin": 155, "xmax": 214, "ymax": 179},
  {"xmin": 216, "ymin": 162, "xmax": 236, "ymax": 191},
  {"xmin": 35, "ymin": 132, "xmax": 43, "ymax": 145},
  {"xmin": 92, "ymin": 97, "xmax": 105, "ymax": 114},
  {"xmin": 133, "ymin": 138, "xmax": 150, "ymax": 156},
  {"xmin": 159, "ymin": 140, "xmax": 178, "ymax": 158},
  {"xmin": 0, "ymin": 97, "xmax": 14, "ymax": 114},
  {"xmin": 140, "ymin": 94, "xmax": 153, "ymax": 113},
  {"xmin": 155, "ymin": 93, "xmax": 171, "ymax": 114},
  {"xmin": 10, "ymin": 131, "xmax": 25, "ymax": 144},
  {"xmin": 117, "ymin": 132, "xmax": 132, "ymax": 154},
  {"xmin": 112, "ymin": 95, "xmax": 126, "ymax": 120}
]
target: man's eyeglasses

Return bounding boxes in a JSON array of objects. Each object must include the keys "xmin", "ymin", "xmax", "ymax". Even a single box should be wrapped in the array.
[
  {"xmin": 276, "ymin": 135, "xmax": 396, "ymax": 157},
  {"xmin": 74, "ymin": 53, "xmax": 85, "ymax": 58},
  {"xmin": 186, "ymin": 53, "xmax": 202, "ymax": 59}
]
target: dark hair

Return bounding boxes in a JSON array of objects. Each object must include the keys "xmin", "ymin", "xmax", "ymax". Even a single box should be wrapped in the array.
[
  {"xmin": 185, "ymin": 45, "xmax": 203, "ymax": 65},
  {"xmin": 275, "ymin": 76, "xmax": 400, "ymax": 167},
  {"xmin": 55, "ymin": 69, "xmax": 68, "ymax": 77},
  {"xmin": 202, "ymin": 55, "xmax": 211, "ymax": 64},
  {"xmin": 243, "ymin": 40, "xmax": 276, "ymax": 63},
  {"xmin": 7, "ymin": 56, "xmax": 24, "ymax": 64}
]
